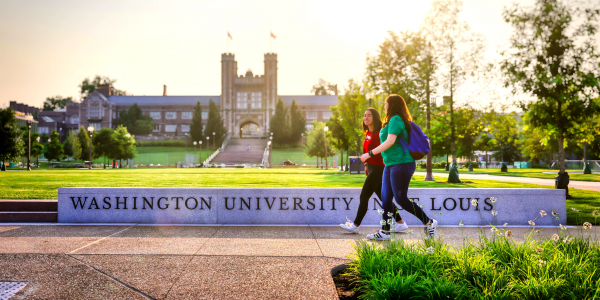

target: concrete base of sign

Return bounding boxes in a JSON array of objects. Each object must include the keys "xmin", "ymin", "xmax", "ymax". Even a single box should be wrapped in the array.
[{"xmin": 58, "ymin": 188, "xmax": 566, "ymax": 226}]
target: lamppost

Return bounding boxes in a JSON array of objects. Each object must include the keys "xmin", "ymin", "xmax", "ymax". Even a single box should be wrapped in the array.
[
  {"xmin": 366, "ymin": 90, "xmax": 373, "ymax": 108},
  {"xmin": 206, "ymin": 136, "xmax": 210, "ymax": 156},
  {"xmin": 324, "ymin": 125, "xmax": 329, "ymax": 170},
  {"xmin": 424, "ymin": 41, "xmax": 435, "ymax": 181},
  {"xmin": 199, "ymin": 141, "xmax": 203, "ymax": 164},
  {"xmin": 212, "ymin": 132, "xmax": 216, "ymax": 149},
  {"xmin": 193, "ymin": 141, "xmax": 197, "ymax": 157},
  {"xmin": 124, "ymin": 133, "xmax": 130, "ymax": 168},
  {"xmin": 268, "ymin": 140, "xmax": 272, "ymax": 168},
  {"xmin": 26, "ymin": 120, "xmax": 32, "ymax": 171},
  {"xmin": 87, "ymin": 125, "xmax": 95, "ymax": 169},
  {"xmin": 36, "ymin": 136, "xmax": 40, "ymax": 167}
]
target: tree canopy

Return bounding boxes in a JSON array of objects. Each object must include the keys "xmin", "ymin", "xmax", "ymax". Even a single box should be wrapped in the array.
[
  {"xmin": 269, "ymin": 98, "xmax": 290, "ymax": 145},
  {"xmin": 43, "ymin": 96, "xmax": 72, "ymax": 111},
  {"xmin": 0, "ymin": 108, "xmax": 24, "ymax": 164},
  {"xmin": 117, "ymin": 103, "xmax": 154, "ymax": 135},
  {"xmin": 204, "ymin": 99, "xmax": 227, "ymax": 147},
  {"xmin": 190, "ymin": 101, "xmax": 204, "ymax": 143}
]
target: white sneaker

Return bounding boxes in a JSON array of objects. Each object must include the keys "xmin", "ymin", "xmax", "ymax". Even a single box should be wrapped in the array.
[
  {"xmin": 390, "ymin": 222, "xmax": 409, "ymax": 233},
  {"xmin": 425, "ymin": 219, "xmax": 438, "ymax": 239},
  {"xmin": 339, "ymin": 222, "xmax": 359, "ymax": 234},
  {"xmin": 366, "ymin": 230, "xmax": 391, "ymax": 241}
]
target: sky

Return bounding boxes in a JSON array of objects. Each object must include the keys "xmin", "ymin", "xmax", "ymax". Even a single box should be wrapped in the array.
[{"xmin": 0, "ymin": 0, "xmax": 538, "ymax": 109}]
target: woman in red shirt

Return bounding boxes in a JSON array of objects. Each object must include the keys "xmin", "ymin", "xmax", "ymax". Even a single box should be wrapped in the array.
[{"xmin": 339, "ymin": 108, "xmax": 407, "ymax": 233}]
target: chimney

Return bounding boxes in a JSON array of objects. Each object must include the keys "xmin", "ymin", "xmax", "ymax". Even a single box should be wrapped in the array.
[{"xmin": 163, "ymin": 85, "xmax": 167, "ymax": 96}]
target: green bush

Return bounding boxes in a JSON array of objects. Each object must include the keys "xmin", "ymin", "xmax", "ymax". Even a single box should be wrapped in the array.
[
  {"xmin": 347, "ymin": 230, "xmax": 600, "ymax": 300},
  {"xmin": 136, "ymin": 141, "xmax": 186, "ymax": 147},
  {"xmin": 433, "ymin": 161, "xmax": 448, "ymax": 169}
]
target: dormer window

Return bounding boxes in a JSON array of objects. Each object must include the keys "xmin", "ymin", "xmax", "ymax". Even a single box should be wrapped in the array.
[{"xmin": 70, "ymin": 114, "xmax": 79, "ymax": 124}]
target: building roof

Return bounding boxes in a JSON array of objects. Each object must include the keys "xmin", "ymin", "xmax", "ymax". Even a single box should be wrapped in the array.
[
  {"xmin": 108, "ymin": 96, "xmax": 221, "ymax": 106},
  {"xmin": 280, "ymin": 95, "xmax": 339, "ymax": 106},
  {"xmin": 41, "ymin": 116, "xmax": 59, "ymax": 123}
]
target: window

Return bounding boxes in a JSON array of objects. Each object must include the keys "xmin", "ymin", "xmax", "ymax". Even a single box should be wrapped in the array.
[
  {"xmin": 166, "ymin": 112, "xmax": 177, "ymax": 119},
  {"xmin": 165, "ymin": 124, "xmax": 177, "ymax": 132},
  {"xmin": 70, "ymin": 115, "xmax": 79, "ymax": 124},
  {"xmin": 88, "ymin": 108, "xmax": 101, "ymax": 117},
  {"xmin": 150, "ymin": 112, "xmax": 161, "ymax": 119},
  {"xmin": 306, "ymin": 123, "xmax": 314, "ymax": 132},
  {"xmin": 181, "ymin": 124, "xmax": 190, "ymax": 132},
  {"xmin": 237, "ymin": 92, "xmax": 247, "ymax": 109},
  {"xmin": 182, "ymin": 112, "xmax": 192, "ymax": 119},
  {"xmin": 251, "ymin": 92, "xmax": 262, "ymax": 109},
  {"xmin": 153, "ymin": 124, "xmax": 161, "ymax": 132},
  {"xmin": 91, "ymin": 122, "xmax": 102, "ymax": 131},
  {"xmin": 322, "ymin": 111, "xmax": 333, "ymax": 120},
  {"xmin": 112, "ymin": 111, "xmax": 116, "ymax": 119},
  {"xmin": 306, "ymin": 111, "xmax": 317, "ymax": 119},
  {"xmin": 38, "ymin": 127, "xmax": 49, "ymax": 134},
  {"xmin": 201, "ymin": 112, "xmax": 208, "ymax": 119}
]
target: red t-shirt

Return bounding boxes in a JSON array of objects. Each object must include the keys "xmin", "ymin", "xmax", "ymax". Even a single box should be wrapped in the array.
[{"xmin": 363, "ymin": 131, "xmax": 384, "ymax": 165}]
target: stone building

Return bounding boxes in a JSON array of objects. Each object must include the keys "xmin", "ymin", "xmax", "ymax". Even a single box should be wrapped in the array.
[{"xmin": 37, "ymin": 52, "xmax": 338, "ymax": 139}]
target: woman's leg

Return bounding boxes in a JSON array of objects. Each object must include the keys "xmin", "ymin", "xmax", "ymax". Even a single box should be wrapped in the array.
[
  {"xmin": 389, "ymin": 163, "xmax": 431, "ymax": 225},
  {"xmin": 372, "ymin": 168, "xmax": 403, "ymax": 223},
  {"xmin": 380, "ymin": 166, "xmax": 394, "ymax": 231},
  {"xmin": 354, "ymin": 164, "xmax": 384, "ymax": 226}
]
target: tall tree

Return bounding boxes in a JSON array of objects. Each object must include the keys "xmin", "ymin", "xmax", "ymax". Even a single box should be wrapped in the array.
[
  {"xmin": 304, "ymin": 121, "xmax": 336, "ymax": 161},
  {"xmin": 43, "ymin": 96, "xmax": 72, "ymax": 111},
  {"xmin": 327, "ymin": 107, "xmax": 350, "ymax": 168},
  {"xmin": 486, "ymin": 110, "xmax": 521, "ymax": 163},
  {"xmin": 45, "ymin": 130, "xmax": 64, "ymax": 163},
  {"xmin": 93, "ymin": 128, "xmax": 115, "ymax": 168},
  {"xmin": 189, "ymin": 101, "xmax": 204, "ymax": 143},
  {"xmin": 63, "ymin": 130, "xmax": 81, "ymax": 160},
  {"xmin": 204, "ymin": 99, "xmax": 227, "ymax": 147},
  {"xmin": 112, "ymin": 125, "xmax": 137, "ymax": 166},
  {"xmin": 79, "ymin": 75, "xmax": 126, "ymax": 99},
  {"xmin": 311, "ymin": 78, "xmax": 337, "ymax": 95},
  {"xmin": 501, "ymin": 0, "xmax": 600, "ymax": 173},
  {"xmin": 269, "ymin": 98, "xmax": 290, "ymax": 145},
  {"xmin": 336, "ymin": 79, "xmax": 368, "ymax": 156},
  {"xmin": 422, "ymin": 0, "xmax": 487, "ymax": 163},
  {"xmin": 0, "ymin": 108, "xmax": 24, "ymax": 169},
  {"xmin": 454, "ymin": 107, "xmax": 484, "ymax": 160},
  {"xmin": 289, "ymin": 99, "xmax": 306, "ymax": 143},
  {"xmin": 117, "ymin": 103, "xmax": 154, "ymax": 135},
  {"xmin": 77, "ymin": 126, "xmax": 91, "ymax": 161}
]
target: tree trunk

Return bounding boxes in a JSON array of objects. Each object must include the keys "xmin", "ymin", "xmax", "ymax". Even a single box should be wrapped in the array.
[{"xmin": 558, "ymin": 133, "xmax": 566, "ymax": 173}]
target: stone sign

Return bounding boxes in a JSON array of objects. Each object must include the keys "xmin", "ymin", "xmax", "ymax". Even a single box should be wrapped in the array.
[{"xmin": 58, "ymin": 188, "xmax": 566, "ymax": 226}]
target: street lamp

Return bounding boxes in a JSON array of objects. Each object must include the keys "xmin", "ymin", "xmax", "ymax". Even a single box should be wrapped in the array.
[
  {"xmin": 199, "ymin": 141, "xmax": 202, "ymax": 164},
  {"xmin": 268, "ymin": 140, "xmax": 272, "ymax": 168},
  {"xmin": 36, "ymin": 136, "xmax": 40, "ymax": 167},
  {"xmin": 87, "ymin": 125, "xmax": 95, "ymax": 169},
  {"xmin": 206, "ymin": 136, "xmax": 210, "ymax": 157},
  {"xmin": 26, "ymin": 120, "xmax": 32, "ymax": 171},
  {"xmin": 212, "ymin": 132, "xmax": 216, "ymax": 149},
  {"xmin": 124, "ymin": 133, "xmax": 131, "ymax": 168},
  {"xmin": 424, "ymin": 41, "xmax": 435, "ymax": 181},
  {"xmin": 366, "ymin": 90, "xmax": 373, "ymax": 108},
  {"xmin": 324, "ymin": 125, "xmax": 329, "ymax": 170}
]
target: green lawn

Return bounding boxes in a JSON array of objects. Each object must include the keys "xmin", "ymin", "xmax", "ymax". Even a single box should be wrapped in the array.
[
  {"xmin": 272, "ymin": 147, "xmax": 343, "ymax": 166},
  {"xmin": 1, "ymin": 168, "xmax": 598, "ymax": 225},
  {"xmin": 417, "ymin": 167, "xmax": 600, "ymax": 182}
]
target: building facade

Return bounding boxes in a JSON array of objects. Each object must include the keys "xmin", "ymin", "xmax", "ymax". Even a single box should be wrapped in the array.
[{"xmin": 37, "ymin": 52, "xmax": 338, "ymax": 139}]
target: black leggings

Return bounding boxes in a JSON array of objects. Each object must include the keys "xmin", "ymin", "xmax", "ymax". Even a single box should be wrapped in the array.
[{"xmin": 354, "ymin": 163, "xmax": 403, "ymax": 226}]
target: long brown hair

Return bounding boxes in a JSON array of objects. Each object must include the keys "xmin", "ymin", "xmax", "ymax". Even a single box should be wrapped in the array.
[
  {"xmin": 362, "ymin": 108, "xmax": 382, "ymax": 134},
  {"xmin": 383, "ymin": 94, "xmax": 412, "ymax": 138}
]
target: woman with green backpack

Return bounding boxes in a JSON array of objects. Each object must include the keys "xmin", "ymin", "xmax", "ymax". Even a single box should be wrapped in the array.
[{"xmin": 360, "ymin": 94, "xmax": 437, "ymax": 240}]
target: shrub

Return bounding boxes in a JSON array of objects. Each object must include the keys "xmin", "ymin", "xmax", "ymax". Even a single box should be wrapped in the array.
[{"xmin": 136, "ymin": 141, "xmax": 186, "ymax": 147}]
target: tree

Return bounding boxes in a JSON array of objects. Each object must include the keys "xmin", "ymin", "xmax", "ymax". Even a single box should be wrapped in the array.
[
  {"xmin": 501, "ymin": 0, "xmax": 600, "ymax": 173},
  {"xmin": 190, "ymin": 101, "xmax": 204, "ymax": 143},
  {"xmin": 117, "ymin": 103, "xmax": 154, "ymax": 135},
  {"xmin": 311, "ymin": 78, "xmax": 337, "ymax": 95},
  {"xmin": 289, "ymin": 99, "xmax": 306, "ymax": 143},
  {"xmin": 45, "ymin": 130, "xmax": 64, "ymax": 163},
  {"xmin": 63, "ymin": 130, "xmax": 81, "ymax": 160},
  {"xmin": 422, "ymin": 0, "xmax": 487, "ymax": 163},
  {"xmin": 429, "ymin": 107, "xmax": 453, "ymax": 160},
  {"xmin": 336, "ymin": 79, "xmax": 368, "ymax": 156},
  {"xmin": 486, "ymin": 110, "xmax": 521, "ymax": 163},
  {"xmin": 204, "ymin": 99, "xmax": 227, "ymax": 147},
  {"xmin": 28, "ymin": 131, "xmax": 44, "ymax": 164},
  {"xmin": 327, "ymin": 107, "xmax": 351, "ymax": 168},
  {"xmin": 112, "ymin": 125, "xmax": 137, "ymax": 166},
  {"xmin": 269, "ymin": 98, "xmax": 290, "ymax": 145},
  {"xmin": 304, "ymin": 121, "xmax": 337, "ymax": 161},
  {"xmin": 79, "ymin": 75, "xmax": 126, "ymax": 99},
  {"xmin": 43, "ymin": 96, "xmax": 72, "ymax": 111},
  {"xmin": 454, "ymin": 107, "xmax": 484, "ymax": 160},
  {"xmin": 93, "ymin": 128, "xmax": 115, "ymax": 168},
  {"xmin": 473, "ymin": 134, "xmax": 493, "ymax": 166},
  {"xmin": 0, "ymin": 108, "xmax": 24, "ymax": 169},
  {"xmin": 77, "ymin": 126, "xmax": 91, "ymax": 161}
]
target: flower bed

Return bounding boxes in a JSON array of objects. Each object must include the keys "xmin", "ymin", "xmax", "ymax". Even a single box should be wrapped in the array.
[{"xmin": 341, "ymin": 226, "xmax": 600, "ymax": 300}]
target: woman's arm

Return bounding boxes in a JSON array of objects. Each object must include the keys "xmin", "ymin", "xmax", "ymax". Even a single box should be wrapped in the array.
[{"xmin": 360, "ymin": 133, "xmax": 397, "ymax": 162}]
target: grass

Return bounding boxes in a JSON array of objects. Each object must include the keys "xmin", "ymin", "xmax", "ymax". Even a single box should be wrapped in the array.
[
  {"xmin": 0, "ymin": 168, "xmax": 599, "ymax": 225},
  {"xmin": 347, "ymin": 229, "xmax": 600, "ymax": 299},
  {"xmin": 417, "ymin": 167, "xmax": 600, "ymax": 182}
]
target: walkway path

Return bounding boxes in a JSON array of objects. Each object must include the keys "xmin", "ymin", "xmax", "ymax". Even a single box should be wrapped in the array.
[
  {"xmin": 0, "ymin": 224, "xmax": 585, "ymax": 299},
  {"xmin": 415, "ymin": 171, "xmax": 600, "ymax": 192}
]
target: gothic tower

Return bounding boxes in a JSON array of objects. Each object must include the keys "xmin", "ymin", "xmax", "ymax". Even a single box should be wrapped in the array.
[
  {"xmin": 221, "ymin": 53, "xmax": 237, "ymax": 134},
  {"xmin": 264, "ymin": 53, "xmax": 277, "ymax": 131}
]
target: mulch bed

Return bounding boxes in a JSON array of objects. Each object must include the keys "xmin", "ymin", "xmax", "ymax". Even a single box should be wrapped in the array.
[{"xmin": 331, "ymin": 264, "xmax": 362, "ymax": 300}]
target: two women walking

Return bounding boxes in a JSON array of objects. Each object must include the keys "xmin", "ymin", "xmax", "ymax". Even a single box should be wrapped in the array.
[{"xmin": 339, "ymin": 94, "xmax": 438, "ymax": 240}]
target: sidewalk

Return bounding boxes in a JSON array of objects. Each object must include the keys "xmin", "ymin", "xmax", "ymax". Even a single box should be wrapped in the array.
[
  {"xmin": 0, "ymin": 224, "xmax": 583, "ymax": 300},
  {"xmin": 415, "ymin": 171, "xmax": 600, "ymax": 192}
]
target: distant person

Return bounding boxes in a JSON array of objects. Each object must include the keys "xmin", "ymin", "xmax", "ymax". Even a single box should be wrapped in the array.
[
  {"xmin": 339, "ymin": 108, "xmax": 407, "ymax": 234},
  {"xmin": 361, "ymin": 94, "xmax": 437, "ymax": 240},
  {"xmin": 246, "ymin": 144, "xmax": 251, "ymax": 151}
]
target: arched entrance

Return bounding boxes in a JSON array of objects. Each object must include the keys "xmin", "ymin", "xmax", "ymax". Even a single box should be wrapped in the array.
[{"xmin": 237, "ymin": 117, "xmax": 263, "ymax": 138}]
